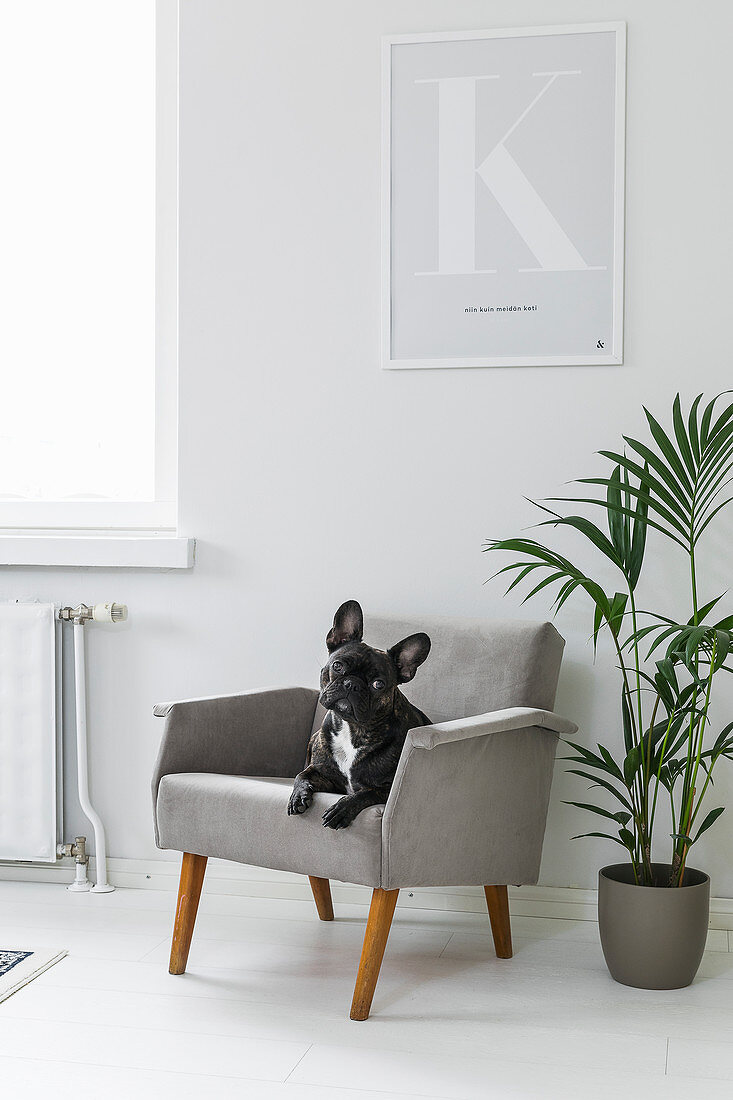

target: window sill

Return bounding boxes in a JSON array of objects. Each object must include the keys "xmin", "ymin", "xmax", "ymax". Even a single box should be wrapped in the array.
[{"xmin": 0, "ymin": 534, "xmax": 195, "ymax": 569}]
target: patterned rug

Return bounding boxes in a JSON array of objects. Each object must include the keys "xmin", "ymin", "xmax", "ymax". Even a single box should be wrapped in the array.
[{"xmin": 0, "ymin": 948, "xmax": 67, "ymax": 1002}]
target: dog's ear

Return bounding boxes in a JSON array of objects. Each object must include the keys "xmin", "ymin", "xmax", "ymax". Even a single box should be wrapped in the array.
[
  {"xmin": 326, "ymin": 600, "xmax": 364, "ymax": 652},
  {"xmin": 388, "ymin": 632, "xmax": 431, "ymax": 683}
]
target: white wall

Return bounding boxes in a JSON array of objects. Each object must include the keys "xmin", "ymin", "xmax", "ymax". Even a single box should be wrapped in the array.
[{"xmin": 4, "ymin": 0, "xmax": 733, "ymax": 892}]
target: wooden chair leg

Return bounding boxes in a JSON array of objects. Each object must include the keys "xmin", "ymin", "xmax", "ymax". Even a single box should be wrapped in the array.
[
  {"xmin": 308, "ymin": 876, "xmax": 334, "ymax": 921},
  {"xmin": 350, "ymin": 887, "xmax": 399, "ymax": 1021},
  {"xmin": 484, "ymin": 884, "xmax": 513, "ymax": 959},
  {"xmin": 169, "ymin": 852, "xmax": 208, "ymax": 974}
]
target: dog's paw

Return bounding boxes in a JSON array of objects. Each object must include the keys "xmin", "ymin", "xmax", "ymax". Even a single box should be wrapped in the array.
[
  {"xmin": 322, "ymin": 796, "xmax": 357, "ymax": 830},
  {"xmin": 287, "ymin": 786, "xmax": 312, "ymax": 816}
]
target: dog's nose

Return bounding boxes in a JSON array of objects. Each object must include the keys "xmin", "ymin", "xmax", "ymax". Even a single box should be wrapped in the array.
[{"xmin": 343, "ymin": 678, "xmax": 359, "ymax": 693}]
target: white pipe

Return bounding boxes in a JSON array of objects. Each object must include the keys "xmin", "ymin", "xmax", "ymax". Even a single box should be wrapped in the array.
[
  {"xmin": 67, "ymin": 855, "xmax": 91, "ymax": 893},
  {"xmin": 73, "ymin": 621, "xmax": 114, "ymax": 893}
]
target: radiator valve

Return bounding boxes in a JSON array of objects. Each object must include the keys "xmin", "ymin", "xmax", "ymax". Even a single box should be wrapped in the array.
[
  {"xmin": 57, "ymin": 836, "xmax": 92, "ymax": 892},
  {"xmin": 58, "ymin": 603, "xmax": 128, "ymax": 624}
]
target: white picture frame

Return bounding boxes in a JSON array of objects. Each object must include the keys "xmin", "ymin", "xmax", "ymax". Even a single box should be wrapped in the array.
[{"xmin": 382, "ymin": 23, "xmax": 626, "ymax": 370}]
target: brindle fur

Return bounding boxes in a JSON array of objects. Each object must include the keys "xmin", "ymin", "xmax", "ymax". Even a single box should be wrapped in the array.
[{"xmin": 287, "ymin": 601, "xmax": 431, "ymax": 829}]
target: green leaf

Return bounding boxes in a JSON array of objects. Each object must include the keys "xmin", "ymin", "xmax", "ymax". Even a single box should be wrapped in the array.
[
  {"xmin": 687, "ymin": 393, "xmax": 704, "ymax": 464},
  {"xmin": 663, "ymin": 717, "xmax": 689, "ymax": 762},
  {"xmin": 702, "ymin": 394, "xmax": 733, "ymax": 451},
  {"xmin": 655, "ymin": 656, "xmax": 679, "ymax": 690},
  {"xmin": 535, "ymin": 514, "xmax": 622, "ymax": 568},
  {"xmin": 672, "ymin": 393, "xmax": 697, "ymax": 480},
  {"xmin": 485, "ymin": 539, "xmax": 613, "ymax": 624},
  {"xmin": 598, "ymin": 743, "xmax": 624, "ymax": 782},
  {"xmin": 702, "ymin": 420, "xmax": 733, "ymax": 472},
  {"xmin": 653, "ymin": 676, "xmax": 675, "ymax": 716},
  {"xmin": 710, "ymin": 722, "xmax": 733, "ymax": 756},
  {"xmin": 628, "ymin": 470, "xmax": 649, "ymax": 590},
  {"xmin": 646, "ymin": 625, "xmax": 687, "ymax": 660},
  {"xmin": 571, "ymin": 831, "xmax": 629, "ymax": 846},
  {"xmin": 693, "ymin": 806, "xmax": 725, "ymax": 843},
  {"xmin": 623, "ymin": 745, "xmax": 641, "ymax": 787},
  {"xmin": 685, "ymin": 626, "xmax": 709, "ymax": 664},
  {"xmin": 562, "ymin": 481, "xmax": 689, "ymax": 548},
  {"xmin": 618, "ymin": 438, "xmax": 692, "ymax": 516},
  {"xmin": 608, "ymin": 592, "xmax": 629, "ymax": 641},
  {"xmin": 554, "ymin": 579, "xmax": 580, "ymax": 614},
  {"xmin": 657, "ymin": 764, "xmax": 673, "ymax": 791},
  {"xmin": 599, "ymin": 448, "xmax": 690, "ymax": 521},
  {"xmin": 593, "ymin": 601, "xmax": 604, "ymax": 654},
  {"xmin": 695, "ymin": 444, "xmax": 733, "ymax": 513},
  {"xmin": 699, "ymin": 394, "xmax": 717, "ymax": 452},
  {"xmin": 522, "ymin": 570, "xmax": 569, "ymax": 602},
  {"xmin": 618, "ymin": 828, "xmax": 637, "ymax": 851},
  {"xmin": 621, "ymin": 690, "xmax": 634, "ymax": 752},
  {"xmin": 502, "ymin": 564, "xmax": 541, "ymax": 595},
  {"xmin": 564, "ymin": 769, "xmax": 635, "ymax": 812},
  {"xmin": 485, "ymin": 537, "xmax": 564, "ymax": 565},
  {"xmin": 653, "ymin": 657, "xmax": 679, "ymax": 713},
  {"xmin": 621, "ymin": 464, "xmax": 632, "ymax": 552},
  {"xmin": 564, "ymin": 741, "xmax": 615, "ymax": 774},
  {"xmin": 563, "ymin": 801, "xmax": 629, "ymax": 824},
  {"xmin": 606, "ymin": 465, "xmax": 626, "ymax": 557},
  {"xmin": 643, "ymin": 404, "xmax": 695, "ymax": 499},
  {"xmin": 690, "ymin": 594, "xmax": 726, "ymax": 624},
  {"xmin": 694, "ymin": 494, "xmax": 733, "ymax": 543},
  {"xmin": 714, "ymin": 629, "xmax": 731, "ymax": 670}
]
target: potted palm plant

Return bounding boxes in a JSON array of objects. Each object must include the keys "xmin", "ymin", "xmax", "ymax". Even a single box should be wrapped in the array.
[{"xmin": 485, "ymin": 393, "xmax": 733, "ymax": 989}]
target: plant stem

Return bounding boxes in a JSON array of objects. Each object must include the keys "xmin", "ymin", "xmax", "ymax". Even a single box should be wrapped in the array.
[
  {"xmin": 648, "ymin": 699, "xmax": 673, "ymax": 837},
  {"xmin": 678, "ymin": 640, "xmax": 718, "ymax": 883},
  {"xmin": 628, "ymin": 590, "xmax": 653, "ymax": 881},
  {"xmin": 610, "ymin": 625, "xmax": 651, "ymax": 879},
  {"xmin": 676, "ymin": 489, "xmax": 700, "ymax": 876},
  {"xmin": 676, "ymin": 787, "xmax": 695, "ymax": 888},
  {"xmin": 629, "ymin": 591, "xmax": 645, "ymax": 775}
]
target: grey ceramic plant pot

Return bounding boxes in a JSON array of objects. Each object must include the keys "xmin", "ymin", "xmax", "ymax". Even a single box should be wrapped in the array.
[{"xmin": 598, "ymin": 863, "xmax": 710, "ymax": 989}]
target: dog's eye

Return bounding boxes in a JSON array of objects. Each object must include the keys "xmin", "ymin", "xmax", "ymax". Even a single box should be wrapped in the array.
[
  {"xmin": 332, "ymin": 661, "xmax": 344, "ymax": 673},
  {"xmin": 372, "ymin": 679, "xmax": 385, "ymax": 690}
]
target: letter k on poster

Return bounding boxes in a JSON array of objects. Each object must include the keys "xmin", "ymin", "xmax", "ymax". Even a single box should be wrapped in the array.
[{"xmin": 382, "ymin": 24, "xmax": 626, "ymax": 368}]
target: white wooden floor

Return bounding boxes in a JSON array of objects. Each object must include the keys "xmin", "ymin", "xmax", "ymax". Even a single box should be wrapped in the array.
[{"xmin": 1, "ymin": 881, "xmax": 733, "ymax": 1099}]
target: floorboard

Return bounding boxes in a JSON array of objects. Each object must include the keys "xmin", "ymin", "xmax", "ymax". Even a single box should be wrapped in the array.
[{"xmin": 1, "ymin": 881, "xmax": 731, "ymax": 1098}]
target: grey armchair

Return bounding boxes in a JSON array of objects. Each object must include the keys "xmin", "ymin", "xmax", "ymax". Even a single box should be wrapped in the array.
[{"xmin": 152, "ymin": 616, "xmax": 576, "ymax": 1020}]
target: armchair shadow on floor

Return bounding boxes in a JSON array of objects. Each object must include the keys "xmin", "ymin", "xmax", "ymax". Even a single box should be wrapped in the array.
[{"xmin": 152, "ymin": 615, "xmax": 576, "ymax": 1020}]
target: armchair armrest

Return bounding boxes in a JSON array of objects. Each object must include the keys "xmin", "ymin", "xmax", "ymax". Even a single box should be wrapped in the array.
[
  {"xmin": 380, "ymin": 707, "xmax": 576, "ymax": 891},
  {"xmin": 151, "ymin": 685, "xmax": 319, "ymax": 842},
  {"xmin": 407, "ymin": 706, "xmax": 578, "ymax": 749}
]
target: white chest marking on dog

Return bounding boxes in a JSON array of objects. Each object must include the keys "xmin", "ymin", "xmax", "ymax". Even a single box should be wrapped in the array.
[{"xmin": 331, "ymin": 718, "xmax": 359, "ymax": 794}]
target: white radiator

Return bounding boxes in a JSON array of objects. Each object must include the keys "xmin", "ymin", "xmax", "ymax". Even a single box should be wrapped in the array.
[{"xmin": 0, "ymin": 603, "xmax": 59, "ymax": 861}]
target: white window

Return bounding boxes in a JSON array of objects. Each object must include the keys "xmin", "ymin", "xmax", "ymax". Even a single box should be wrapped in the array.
[{"xmin": 0, "ymin": 0, "xmax": 178, "ymax": 540}]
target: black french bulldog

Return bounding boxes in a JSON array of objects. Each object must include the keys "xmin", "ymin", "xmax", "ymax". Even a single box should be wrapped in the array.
[{"xmin": 287, "ymin": 600, "xmax": 431, "ymax": 829}]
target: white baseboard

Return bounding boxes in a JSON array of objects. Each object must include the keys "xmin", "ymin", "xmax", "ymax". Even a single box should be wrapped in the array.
[{"xmin": 2, "ymin": 856, "xmax": 733, "ymax": 929}]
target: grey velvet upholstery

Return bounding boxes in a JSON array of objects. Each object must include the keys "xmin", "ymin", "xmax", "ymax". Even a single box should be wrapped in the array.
[
  {"xmin": 309, "ymin": 615, "xmax": 564, "ymax": 734},
  {"xmin": 151, "ymin": 686, "xmax": 319, "ymax": 846},
  {"xmin": 158, "ymin": 774, "xmax": 383, "ymax": 885},
  {"xmin": 381, "ymin": 709, "xmax": 575, "ymax": 889},
  {"xmin": 152, "ymin": 619, "xmax": 576, "ymax": 889}
]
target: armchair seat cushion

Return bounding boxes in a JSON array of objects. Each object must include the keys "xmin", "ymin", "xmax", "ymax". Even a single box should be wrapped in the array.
[{"xmin": 156, "ymin": 773, "xmax": 384, "ymax": 888}]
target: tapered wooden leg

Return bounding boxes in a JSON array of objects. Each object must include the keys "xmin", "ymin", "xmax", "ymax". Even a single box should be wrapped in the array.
[
  {"xmin": 308, "ymin": 876, "xmax": 334, "ymax": 921},
  {"xmin": 169, "ymin": 853, "xmax": 208, "ymax": 974},
  {"xmin": 350, "ymin": 888, "xmax": 399, "ymax": 1021},
  {"xmin": 484, "ymin": 884, "xmax": 513, "ymax": 959}
]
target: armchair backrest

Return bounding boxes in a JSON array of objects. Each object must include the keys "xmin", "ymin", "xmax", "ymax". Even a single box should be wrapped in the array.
[{"xmin": 365, "ymin": 616, "xmax": 564, "ymax": 724}]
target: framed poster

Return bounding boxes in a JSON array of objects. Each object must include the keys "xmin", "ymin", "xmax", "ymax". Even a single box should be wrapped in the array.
[{"xmin": 382, "ymin": 23, "xmax": 626, "ymax": 369}]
